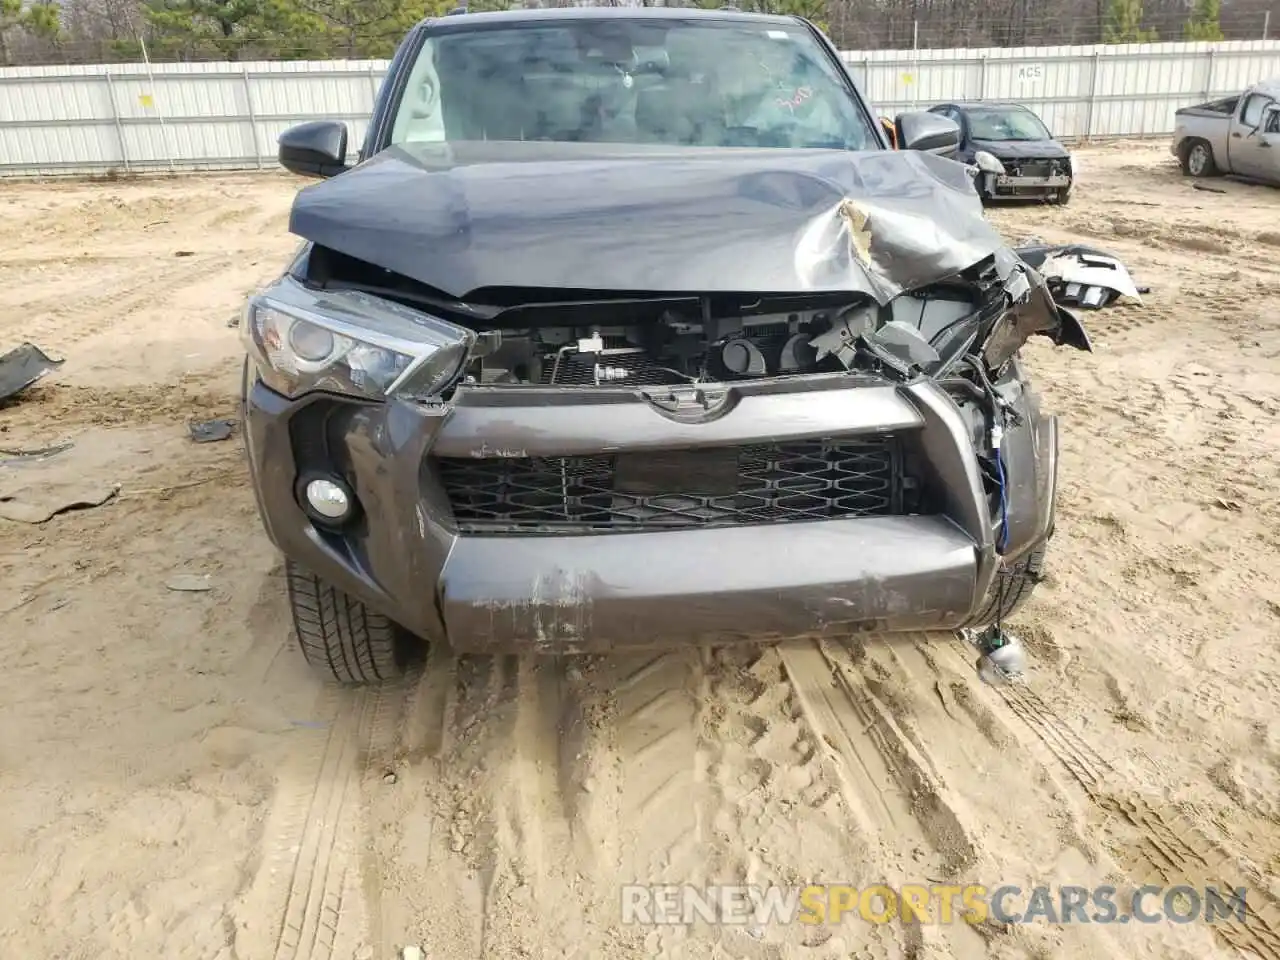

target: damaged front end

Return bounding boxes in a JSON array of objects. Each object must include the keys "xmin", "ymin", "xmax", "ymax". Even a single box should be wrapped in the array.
[
  {"xmin": 241, "ymin": 148, "xmax": 1092, "ymax": 652},
  {"xmin": 245, "ymin": 233, "xmax": 1086, "ymax": 545},
  {"xmin": 267, "ymin": 239, "xmax": 1088, "ymax": 395}
]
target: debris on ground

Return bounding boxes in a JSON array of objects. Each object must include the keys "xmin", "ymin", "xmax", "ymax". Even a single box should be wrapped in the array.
[
  {"xmin": 1193, "ymin": 182, "xmax": 1229, "ymax": 194},
  {"xmin": 0, "ymin": 343, "xmax": 63, "ymax": 404},
  {"xmin": 174, "ymin": 250, "xmax": 195, "ymax": 257},
  {"xmin": 1014, "ymin": 242, "xmax": 1144, "ymax": 309},
  {"xmin": 0, "ymin": 481, "xmax": 120, "ymax": 523},
  {"xmin": 164, "ymin": 574, "xmax": 213, "ymax": 592},
  {"xmin": 964, "ymin": 625, "xmax": 1028, "ymax": 685},
  {"xmin": 0, "ymin": 441, "xmax": 73, "ymax": 466},
  {"xmin": 188, "ymin": 419, "xmax": 234, "ymax": 443}
]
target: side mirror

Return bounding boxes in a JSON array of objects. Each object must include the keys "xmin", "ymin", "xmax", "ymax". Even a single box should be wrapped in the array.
[
  {"xmin": 894, "ymin": 111, "xmax": 961, "ymax": 156},
  {"xmin": 278, "ymin": 121, "xmax": 350, "ymax": 179}
]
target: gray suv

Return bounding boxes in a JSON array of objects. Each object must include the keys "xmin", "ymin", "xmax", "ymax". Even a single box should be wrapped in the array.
[{"xmin": 240, "ymin": 7, "xmax": 1090, "ymax": 683}]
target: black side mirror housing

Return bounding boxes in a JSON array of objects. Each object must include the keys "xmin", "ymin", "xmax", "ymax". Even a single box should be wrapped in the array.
[
  {"xmin": 894, "ymin": 111, "xmax": 961, "ymax": 157},
  {"xmin": 278, "ymin": 121, "xmax": 350, "ymax": 179}
]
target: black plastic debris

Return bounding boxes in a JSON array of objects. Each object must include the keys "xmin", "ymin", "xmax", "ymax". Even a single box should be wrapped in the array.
[
  {"xmin": 189, "ymin": 419, "xmax": 235, "ymax": 443},
  {"xmin": 0, "ymin": 343, "xmax": 64, "ymax": 404}
]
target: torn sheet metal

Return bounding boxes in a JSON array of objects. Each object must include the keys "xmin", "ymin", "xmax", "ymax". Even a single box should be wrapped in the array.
[
  {"xmin": 290, "ymin": 141, "xmax": 1005, "ymax": 304},
  {"xmin": 0, "ymin": 343, "xmax": 63, "ymax": 403},
  {"xmin": 981, "ymin": 247, "xmax": 1092, "ymax": 369}
]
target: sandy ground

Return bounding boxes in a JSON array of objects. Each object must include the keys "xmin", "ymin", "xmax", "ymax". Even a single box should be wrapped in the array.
[{"xmin": 0, "ymin": 141, "xmax": 1278, "ymax": 960}]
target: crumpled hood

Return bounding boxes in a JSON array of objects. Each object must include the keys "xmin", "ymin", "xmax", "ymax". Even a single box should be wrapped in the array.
[
  {"xmin": 971, "ymin": 138, "xmax": 1070, "ymax": 161},
  {"xmin": 289, "ymin": 140, "xmax": 1008, "ymax": 304}
]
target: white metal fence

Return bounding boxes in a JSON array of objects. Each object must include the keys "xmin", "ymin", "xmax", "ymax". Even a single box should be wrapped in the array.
[{"xmin": 1, "ymin": 39, "xmax": 1279, "ymax": 176}]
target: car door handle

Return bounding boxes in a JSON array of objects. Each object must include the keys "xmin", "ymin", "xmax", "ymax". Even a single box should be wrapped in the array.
[{"xmin": 1232, "ymin": 131, "xmax": 1242, "ymax": 138}]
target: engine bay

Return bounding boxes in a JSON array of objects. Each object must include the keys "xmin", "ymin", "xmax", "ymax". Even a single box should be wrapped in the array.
[
  {"xmin": 460, "ymin": 292, "xmax": 985, "ymax": 388},
  {"xmin": 297, "ymin": 243, "xmax": 1054, "ymax": 390},
  {"xmin": 466, "ymin": 304, "xmax": 842, "ymax": 387}
]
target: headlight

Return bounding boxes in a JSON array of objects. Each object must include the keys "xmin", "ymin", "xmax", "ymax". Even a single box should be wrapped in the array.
[
  {"xmin": 241, "ymin": 277, "xmax": 476, "ymax": 401},
  {"xmin": 973, "ymin": 150, "xmax": 1005, "ymax": 176}
]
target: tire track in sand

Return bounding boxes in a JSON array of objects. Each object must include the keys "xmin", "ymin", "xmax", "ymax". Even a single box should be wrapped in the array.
[
  {"xmin": 230, "ymin": 679, "xmax": 404, "ymax": 960},
  {"xmin": 778, "ymin": 638, "xmax": 990, "ymax": 960},
  {"xmin": 570, "ymin": 650, "xmax": 711, "ymax": 958},
  {"xmin": 702, "ymin": 645, "xmax": 904, "ymax": 959},
  {"xmin": 20, "ymin": 256, "xmax": 234, "ymax": 350},
  {"xmin": 474, "ymin": 655, "xmax": 594, "ymax": 959},
  {"xmin": 576, "ymin": 647, "xmax": 886, "ymax": 959},
  {"xmin": 365, "ymin": 652, "xmax": 597, "ymax": 959},
  {"xmin": 938, "ymin": 632, "xmax": 1280, "ymax": 960}
]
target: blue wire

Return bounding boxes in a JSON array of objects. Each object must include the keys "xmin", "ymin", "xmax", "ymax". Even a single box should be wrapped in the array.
[{"xmin": 995, "ymin": 445, "xmax": 1010, "ymax": 552}]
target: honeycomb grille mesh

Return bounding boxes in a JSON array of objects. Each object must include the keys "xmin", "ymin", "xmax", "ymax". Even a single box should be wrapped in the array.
[{"xmin": 434, "ymin": 437, "xmax": 903, "ymax": 535}]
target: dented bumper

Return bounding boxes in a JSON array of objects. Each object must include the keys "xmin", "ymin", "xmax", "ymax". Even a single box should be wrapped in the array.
[
  {"xmin": 439, "ymin": 516, "xmax": 979, "ymax": 653},
  {"xmin": 242, "ymin": 368, "xmax": 1054, "ymax": 655}
]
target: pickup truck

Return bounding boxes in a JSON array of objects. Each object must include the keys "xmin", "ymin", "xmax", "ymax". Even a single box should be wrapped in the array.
[{"xmin": 1171, "ymin": 79, "xmax": 1280, "ymax": 185}]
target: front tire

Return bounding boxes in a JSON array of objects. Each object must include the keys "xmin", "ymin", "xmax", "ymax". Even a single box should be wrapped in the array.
[
  {"xmin": 1181, "ymin": 139, "xmax": 1218, "ymax": 178},
  {"xmin": 968, "ymin": 544, "xmax": 1047, "ymax": 626},
  {"xmin": 286, "ymin": 560, "xmax": 412, "ymax": 684}
]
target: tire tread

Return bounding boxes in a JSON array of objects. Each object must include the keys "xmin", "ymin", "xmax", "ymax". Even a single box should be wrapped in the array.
[
  {"xmin": 286, "ymin": 560, "xmax": 404, "ymax": 685},
  {"xmin": 968, "ymin": 545, "xmax": 1046, "ymax": 626}
]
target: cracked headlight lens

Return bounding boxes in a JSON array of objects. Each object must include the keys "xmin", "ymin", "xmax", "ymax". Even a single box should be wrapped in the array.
[{"xmin": 242, "ymin": 277, "xmax": 476, "ymax": 401}]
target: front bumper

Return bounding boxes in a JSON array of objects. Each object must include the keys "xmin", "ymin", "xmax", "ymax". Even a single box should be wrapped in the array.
[
  {"xmin": 242, "ymin": 367, "xmax": 1056, "ymax": 654},
  {"xmin": 986, "ymin": 172, "xmax": 1071, "ymax": 198}
]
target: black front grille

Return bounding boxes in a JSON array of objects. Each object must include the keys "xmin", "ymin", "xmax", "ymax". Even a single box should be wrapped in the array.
[{"xmin": 435, "ymin": 438, "xmax": 904, "ymax": 535}]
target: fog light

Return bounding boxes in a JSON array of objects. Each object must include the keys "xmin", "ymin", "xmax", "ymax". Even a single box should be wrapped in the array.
[{"xmin": 304, "ymin": 477, "xmax": 353, "ymax": 520}]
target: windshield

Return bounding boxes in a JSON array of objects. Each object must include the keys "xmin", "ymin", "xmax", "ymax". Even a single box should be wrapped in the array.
[
  {"xmin": 966, "ymin": 106, "xmax": 1050, "ymax": 142},
  {"xmin": 389, "ymin": 18, "xmax": 877, "ymax": 151}
]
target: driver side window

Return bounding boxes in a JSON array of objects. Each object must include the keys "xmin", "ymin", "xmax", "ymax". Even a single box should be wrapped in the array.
[
  {"xmin": 1241, "ymin": 94, "xmax": 1267, "ymax": 128},
  {"xmin": 1266, "ymin": 107, "xmax": 1280, "ymax": 134}
]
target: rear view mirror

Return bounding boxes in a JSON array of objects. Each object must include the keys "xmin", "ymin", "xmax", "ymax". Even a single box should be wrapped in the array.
[
  {"xmin": 895, "ymin": 111, "xmax": 961, "ymax": 156},
  {"xmin": 278, "ymin": 121, "xmax": 350, "ymax": 179}
]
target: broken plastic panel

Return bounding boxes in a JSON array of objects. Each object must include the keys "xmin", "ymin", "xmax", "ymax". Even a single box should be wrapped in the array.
[{"xmin": 0, "ymin": 343, "xmax": 63, "ymax": 403}]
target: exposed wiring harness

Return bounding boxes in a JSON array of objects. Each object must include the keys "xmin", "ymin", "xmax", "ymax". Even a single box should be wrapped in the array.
[
  {"xmin": 988, "ymin": 418, "xmax": 1012, "ymax": 639},
  {"xmin": 992, "ymin": 422, "xmax": 1010, "ymax": 553}
]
